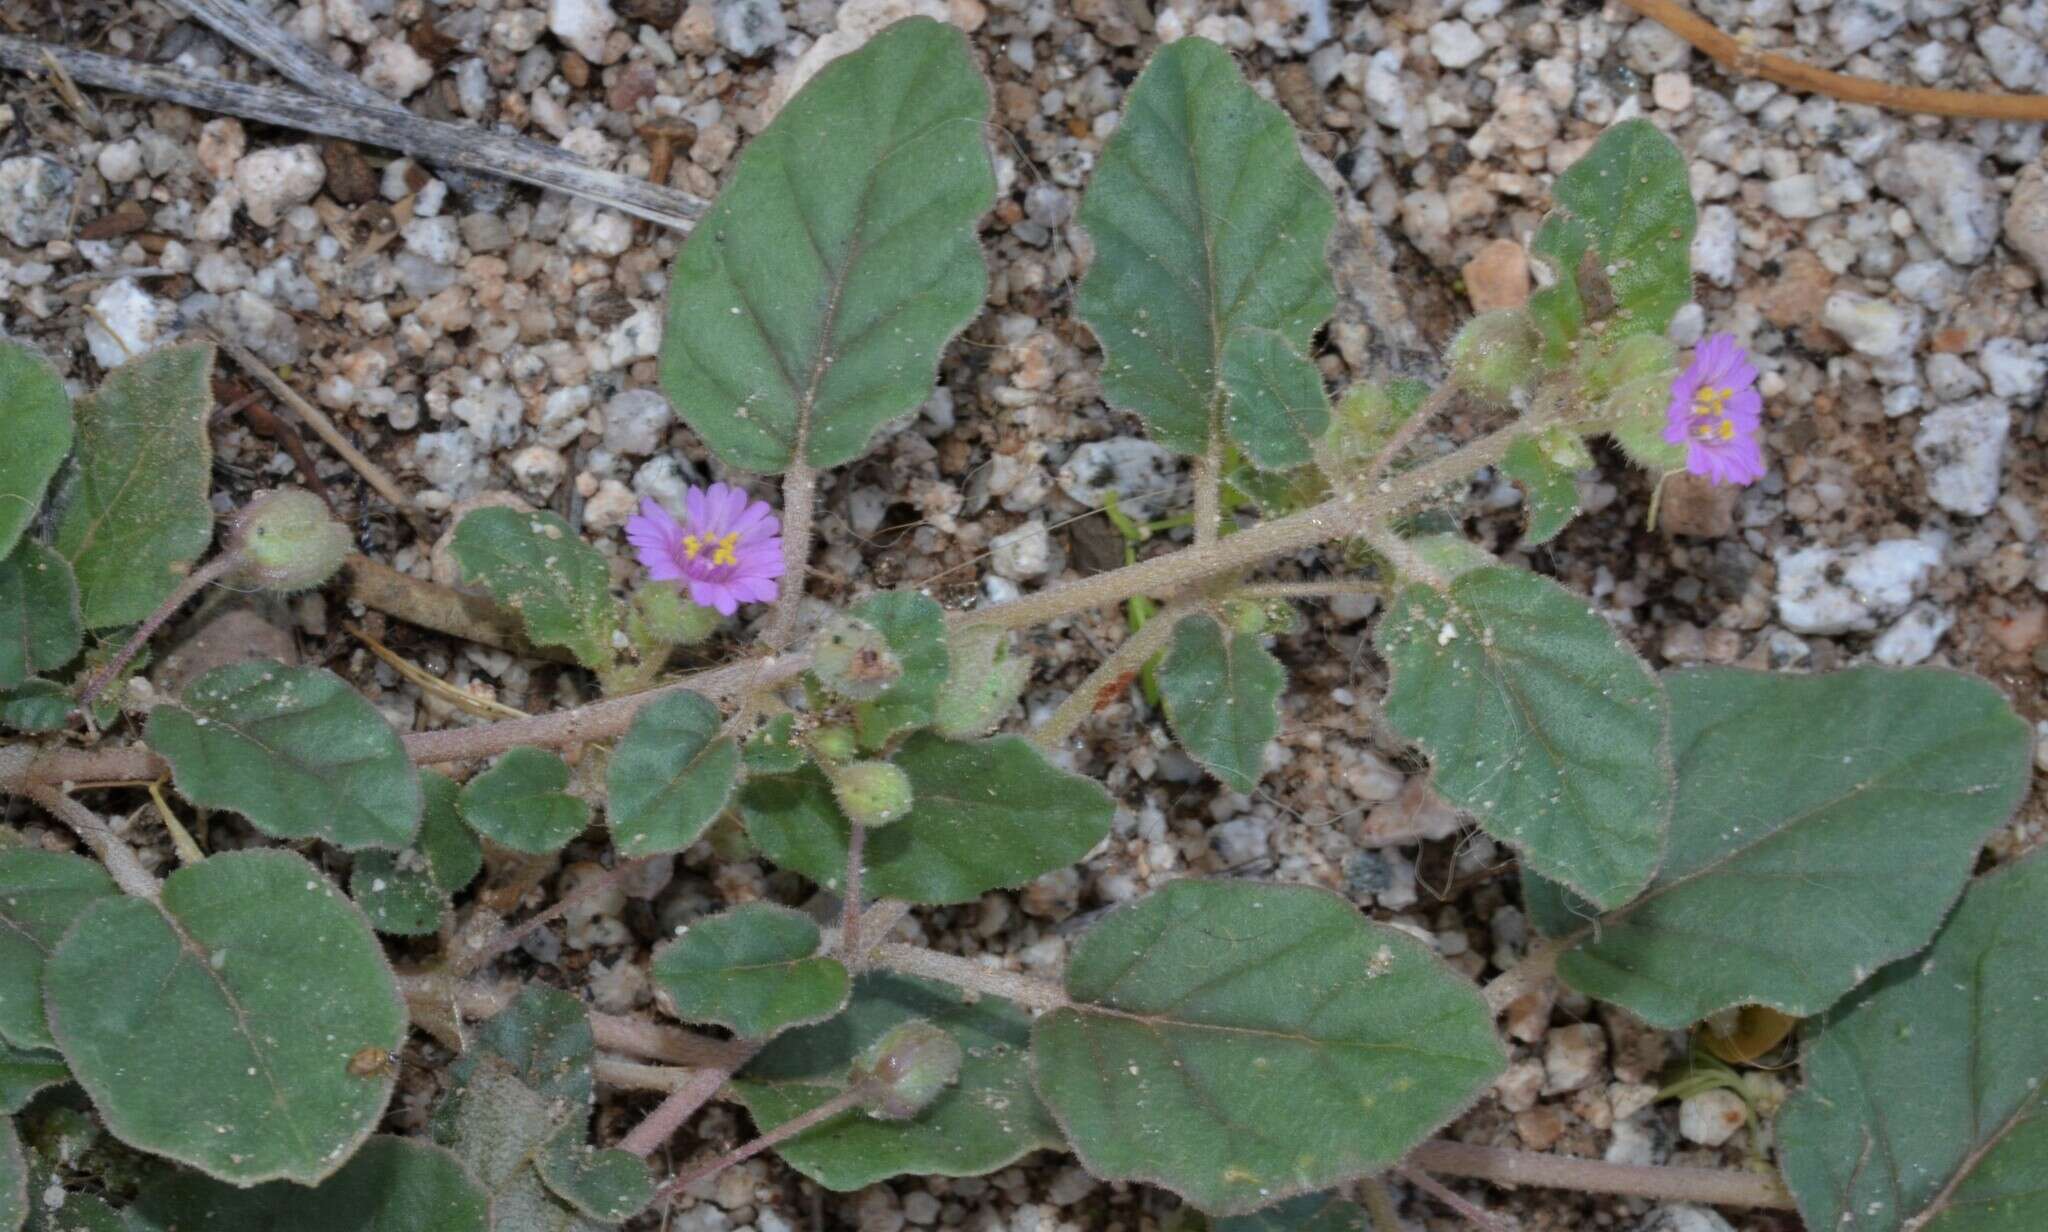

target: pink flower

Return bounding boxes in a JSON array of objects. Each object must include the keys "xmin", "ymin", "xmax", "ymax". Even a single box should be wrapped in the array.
[
  {"xmin": 1664, "ymin": 333, "xmax": 1764, "ymax": 486},
  {"xmin": 626, "ymin": 484, "xmax": 784, "ymax": 617}
]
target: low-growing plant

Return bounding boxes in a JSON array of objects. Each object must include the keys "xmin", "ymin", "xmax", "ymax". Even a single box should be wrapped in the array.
[{"xmin": 0, "ymin": 19, "xmax": 2035, "ymax": 1232}]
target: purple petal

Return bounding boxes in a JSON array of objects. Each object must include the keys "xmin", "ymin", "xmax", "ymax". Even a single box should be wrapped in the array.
[
  {"xmin": 684, "ymin": 485, "xmax": 708, "ymax": 530},
  {"xmin": 1726, "ymin": 388, "xmax": 1763, "ymax": 430}
]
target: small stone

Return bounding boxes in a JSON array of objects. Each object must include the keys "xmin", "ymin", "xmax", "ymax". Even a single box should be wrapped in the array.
[
  {"xmin": 1691, "ymin": 204, "xmax": 1737, "ymax": 287},
  {"xmin": 96, "ymin": 139, "xmax": 144, "ymax": 185},
  {"xmin": 1634, "ymin": 1207, "xmax": 1736, "ymax": 1232},
  {"xmin": 1872, "ymin": 602, "xmax": 1952, "ymax": 666},
  {"xmin": 508, "ymin": 445, "xmax": 567, "ymax": 499},
  {"xmin": 1428, "ymin": 20, "xmax": 1486, "ymax": 69},
  {"xmin": 714, "ymin": 0, "xmax": 787, "ymax": 58},
  {"xmin": 1057, "ymin": 437, "xmax": 1180, "ymax": 521},
  {"xmin": 582, "ymin": 479, "xmax": 639, "ymax": 533},
  {"xmin": 1658, "ymin": 471, "xmax": 1737, "ymax": 538},
  {"xmin": 602, "ymin": 388, "xmax": 674, "ymax": 456},
  {"xmin": 1875, "ymin": 143, "xmax": 2000, "ymax": 267},
  {"xmin": 1677, "ymin": 1089, "xmax": 1747, "ymax": 1147},
  {"xmin": 234, "ymin": 145, "xmax": 326, "ymax": 227},
  {"xmin": 989, "ymin": 520, "xmax": 1052, "ymax": 580},
  {"xmin": 1495, "ymin": 1060, "xmax": 1544, "ymax": 1112},
  {"xmin": 1765, "ymin": 174, "xmax": 1824, "ymax": 220},
  {"xmin": 549, "ymin": 0, "xmax": 618, "ymax": 61},
  {"xmin": 1461, "ymin": 238, "xmax": 1530, "ymax": 311},
  {"xmin": 2005, "ymin": 164, "xmax": 2048, "ymax": 283},
  {"xmin": 1774, "ymin": 539, "xmax": 1941, "ymax": 635},
  {"xmin": 195, "ymin": 119, "xmax": 246, "ymax": 181},
  {"xmin": 1542, "ymin": 1022, "xmax": 1608, "ymax": 1094},
  {"xmin": 1514, "ymin": 1106, "xmax": 1566, "ymax": 1151},
  {"xmin": 361, "ymin": 37, "xmax": 435, "ymax": 98},
  {"xmin": 84, "ymin": 279, "xmax": 172, "ymax": 368},
  {"xmin": 1977, "ymin": 24, "xmax": 2047, "ymax": 92},
  {"xmin": 1914, "ymin": 399, "xmax": 2010, "ymax": 517},
  {"xmin": 1651, "ymin": 71, "xmax": 1693, "ymax": 111},
  {"xmin": 1926, "ymin": 352, "xmax": 1985, "ymax": 402},
  {"xmin": 1823, "ymin": 291, "xmax": 1923, "ymax": 358},
  {"xmin": 0, "ymin": 156, "xmax": 75, "ymax": 247},
  {"xmin": 1980, "ymin": 338, "xmax": 2046, "ymax": 401},
  {"xmin": 413, "ymin": 431, "xmax": 487, "ymax": 501},
  {"xmin": 1827, "ymin": 0, "xmax": 1904, "ymax": 54},
  {"xmin": 560, "ymin": 862, "xmax": 630, "ymax": 949}
]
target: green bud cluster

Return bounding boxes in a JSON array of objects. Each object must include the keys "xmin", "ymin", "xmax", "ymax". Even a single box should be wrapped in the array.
[
  {"xmin": 227, "ymin": 489, "xmax": 351, "ymax": 593},
  {"xmin": 852, "ymin": 1019, "xmax": 963, "ymax": 1120},
  {"xmin": 812, "ymin": 614, "xmax": 903, "ymax": 701}
]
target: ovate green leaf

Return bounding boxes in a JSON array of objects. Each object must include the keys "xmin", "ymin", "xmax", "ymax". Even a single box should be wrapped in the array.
[
  {"xmin": 732, "ymin": 973, "xmax": 1059, "ymax": 1189},
  {"xmin": 533, "ymin": 1141, "xmax": 652, "ymax": 1224},
  {"xmin": 51, "ymin": 343, "xmax": 214, "ymax": 630},
  {"xmin": 146, "ymin": 663, "xmax": 422, "ymax": 851},
  {"xmin": 1777, "ymin": 854, "xmax": 2048, "ymax": 1232},
  {"xmin": 652, "ymin": 903, "xmax": 848, "ymax": 1038},
  {"xmin": 740, "ymin": 734, "xmax": 1112, "ymax": 904},
  {"xmin": 1537, "ymin": 667, "xmax": 2031, "ymax": 1028},
  {"xmin": 607, "ymin": 690, "xmax": 738, "ymax": 857},
  {"xmin": 1499, "ymin": 436, "xmax": 1582, "ymax": 546},
  {"xmin": 0, "ymin": 851, "xmax": 118, "ymax": 1051},
  {"xmin": 417, "ymin": 772, "xmax": 482, "ymax": 894},
  {"xmin": 1220, "ymin": 329, "xmax": 1330, "ymax": 472},
  {"xmin": 0, "ymin": 682, "xmax": 69, "ymax": 733},
  {"xmin": 1156, "ymin": 613, "xmax": 1284, "ymax": 793},
  {"xmin": 0, "ymin": 1040, "xmax": 67, "ymax": 1114},
  {"xmin": 0, "ymin": 340, "xmax": 71, "ymax": 561},
  {"xmin": 1077, "ymin": 37, "xmax": 1336, "ymax": 459},
  {"xmin": 449, "ymin": 508, "xmax": 617, "ymax": 671},
  {"xmin": 43, "ymin": 851, "xmax": 405, "ymax": 1185},
  {"xmin": 848, "ymin": 591, "xmax": 950, "ymax": 749},
  {"xmin": 350, "ymin": 850, "xmax": 443, "ymax": 937},
  {"xmin": 0, "ymin": 540, "xmax": 79, "ymax": 691},
  {"xmin": 458, "ymin": 748, "xmax": 589, "ymax": 855},
  {"xmin": 126, "ymin": 1137, "xmax": 491, "ymax": 1232},
  {"xmin": 658, "ymin": 18, "xmax": 994, "ymax": 473},
  {"xmin": 1377, "ymin": 567, "xmax": 1670, "ymax": 909},
  {"xmin": 1032, "ymin": 880, "xmax": 1505, "ymax": 1215}
]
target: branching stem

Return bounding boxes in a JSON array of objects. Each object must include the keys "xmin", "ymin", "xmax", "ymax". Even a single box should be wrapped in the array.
[
  {"xmin": 1405, "ymin": 1140, "xmax": 1794, "ymax": 1210},
  {"xmin": 654, "ymin": 1087, "xmax": 863, "ymax": 1203},
  {"xmin": 1029, "ymin": 605, "xmax": 1182, "ymax": 753},
  {"xmin": 764, "ymin": 461, "xmax": 816, "ymax": 650},
  {"xmin": 24, "ymin": 785, "xmax": 161, "ymax": 900},
  {"xmin": 74, "ymin": 550, "xmax": 242, "ymax": 712},
  {"xmin": 618, "ymin": 1044, "xmax": 759, "ymax": 1157},
  {"xmin": 869, "ymin": 943, "xmax": 1069, "ymax": 1011}
]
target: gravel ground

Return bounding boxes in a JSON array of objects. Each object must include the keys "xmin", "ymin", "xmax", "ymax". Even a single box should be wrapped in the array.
[{"xmin": 1, "ymin": 0, "xmax": 2045, "ymax": 1229}]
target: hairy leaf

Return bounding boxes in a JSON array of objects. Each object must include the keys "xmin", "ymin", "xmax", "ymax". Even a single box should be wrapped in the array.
[
  {"xmin": 51, "ymin": 343, "xmax": 214, "ymax": 630},
  {"xmin": 1778, "ymin": 854, "xmax": 2048, "ymax": 1232},
  {"xmin": 1499, "ymin": 436, "xmax": 1581, "ymax": 546},
  {"xmin": 741, "ymin": 734, "xmax": 1112, "ymax": 904},
  {"xmin": 1376, "ymin": 567, "xmax": 1670, "ymax": 910},
  {"xmin": 0, "ymin": 1118, "xmax": 19, "ymax": 1232},
  {"xmin": 732, "ymin": 973, "xmax": 1059, "ymax": 1189},
  {"xmin": 744, "ymin": 713, "xmax": 807, "ymax": 774},
  {"xmin": 0, "ymin": 341, "xmax": 71, "ymax": 561},
  {"xmin": 0, "ymin": 1040, "xmax": 67, "ymax": 1114},
  {"xmin": 653, "ymin": 904, "xmax": 848, "ymax": 1039},
  {"xmin": 1526, "ymin": 120, "xmax": 1694, "ymax": 361},
  {"xmin": 0, "ymin": 682, "xmax": 68, "ymax": 734},
  {"xmin": 147, "ymin": 663, "xmax": 422, "ymax": 851},
  {"xmin": 659, "ymin": 18, "xmax": 994, "ymax": 473},
  {"xmin": 0, "ymin": 540, "xmax": 79, "ymax": 692},
  {"xmin": 350, "ymin": 851, "xmax": 443, "ymax": 938},
  {"xmin": 1077, "ymin": 36, "xmax": 1336, "ymax": 460},
  {"xmin": 44, "ymin": 851, "xmax": 405, "ymax": 1185},
  {"xmin": 1157, "ymin": 613, "xmax": 1284, "ymax": 792},
  {"xmin": 126, "ymin": 1137, "xmax": 490, "ymax": 1232},
  {"xmin": 1216, "ymin": 1194, "xmax": 1371, "ymax": 1232},
  {"xmin": 417, "ymin": 771, "xmax": 483, "ymax": 894},
  {"xmin": 25, "ymin": 1184, "xmax": 116, "ymax": 1232},
  {"xmin": 1032, "ymin": 880, "xmax": 1505, "ymax": 1215},
  {"xmin": 0, "ymin": 851, "xmax": 118, "ymax": 1051},
  {"xmin": 607, "ymin": 690, "xmax": 738, "ymax": 857},
  {"xmin": 848, "ymin": 591, "xmax": 950, "ymax": 749},
  {"xmin": 458, "ymin": 748, "xmax": 590, "ymax": 855},
  {"xmin": 450, "ymin": 508, "xmax": 617, "ymax": 671},
  {"xmin": 1533, "ymin": 667, "xmax": 2031, "ymax": 1028},
  {"xmin": 534, "ymin": 1142, "xmax": 652, "ymax": 1224}
]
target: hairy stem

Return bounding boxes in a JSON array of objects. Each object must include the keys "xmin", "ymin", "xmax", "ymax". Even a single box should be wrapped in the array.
[
  {"xmin": 1364, "ymin": 385, "xmax": 1459, "ymax": 490},
  {"xmin": 1231, "ymin": 579, "xmax": 1386, "ymax": 601},
  {"xmin": 654, "ymin": 1087, "xmax": 864, "ymax": 1202},
  {"xmin": 1193, "ymin": 432, "xmax": 1223, "ymax": 548},
  {"xmin": 75, "ymin": 551, "xmax": 242, "ymax": 712},
  {"xmin": 1029, "ymin": 606, "xmax": 1181, "ymax": 754},
  {"xmin": 870, "ymin": 943, "xmax": 1068, "ymax": 1011},
  {"xmin": 1405, "ymin": 1140, "xmax": 1795, "ymax": 1210},
  {"xmin": 764, "ymin": 461, "xmax": 816, "ymax": 650},
  {"xmin": 24, "ymin": 786, "xmax": 161, "ymax": 900},
  {"xmin": 840, "ymin": 822, "xmax": 867, "ymax": 971},
  {"xmin": 618, "ymin": 1044, "xmax": 759, "ymax": 1157},
  {"xmin": 453, "ymin": 857, "xmax": 651, "ymax": 976},
  {"xmin": 595, "ymin": 1056, "xmax": 712, "ymax": 1093}
]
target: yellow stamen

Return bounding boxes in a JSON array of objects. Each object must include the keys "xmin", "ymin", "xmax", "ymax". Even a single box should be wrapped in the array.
[
  {"xmin": 682, "ymin": 534, "xmax": 702, "ymax": 560},
  {"xmin": 710, "ymin": 532, "xmax": 740, "ymax": 567},
  {"xmin": 1718, "ymin": 418, "xmax": 1735, "ymax": 440},
  {"xmin": 1692, "ymin": 386, "xmax": 1732, "ymax": 416}
]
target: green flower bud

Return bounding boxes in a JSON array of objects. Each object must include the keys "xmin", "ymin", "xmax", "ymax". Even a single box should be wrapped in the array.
[
  {"xmin": 852, "ymin": 1019, "xmax": 962, "ymax": 1120},
  {"xmin": 228, "ymin": 489, "xmax": 350, "ymax": 593},
  {"xmin": 932, "ymin": 628, "xmax": 1030, "ymax": 740},
  {"xmin": 828, "ymin": 760, "xmax": 914, "ymax": 828},
  {"xmin": 812, "ymin": 615, "xmax": 902, "ymax": 701},
  {"xmin": 808, "ymin": 723, "xmax": 860, "ymax": 766},
  {"xmin": 629, "ymin": 584, "xmax": 721, "ymax": 650},
  {"xmin": 1447, "ymin": 310, "xmax": 1542, "ymax": 403}
]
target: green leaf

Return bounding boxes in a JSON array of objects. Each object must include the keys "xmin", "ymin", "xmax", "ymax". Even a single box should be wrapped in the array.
[
  {"xmin": 0, "ymin": 541, "xmax": 79, "ymax": 692},
  {"xmin": 1032, "ymin": 880, "xmax": 1505, "ymax": 1215},
  {"xmin": 450, "ymin": 508, "xmax": 617, "ymax": 671},
  {"xmin": 657, "ymin": 17, "xmax": 994, "ymax": 473},
  {"xmin": 1499, "ymin": 436, "xmax": 1582, "ymax": 547},
  {"xmin": 847, "ymin": 592, "xmax": 949, "ymax": 749},
  {"xmin": 1157, "ymin": 614, "xmax": 1284, "ymax": 793},
  {"xmin": 350, "ymin": 851, "xmax": 443, "ymax": 937},
  {"xmin": 458, "ymin": 748, "xmax": 590, "ymax": 855},
  {"xmin": 534, "ymin": 1141, "xmax": 652, "ymax": 1224},
  {"xmin": 125, "ymin": 1137, "xmax": 490, "ymax": 1232},
  {"xmin": 1215, "ymin": 1194, "xmax": 1371, "ymax": 1232},
  {"xmin": 1778, "ymin": 854, "xmax": 2048, "ymax": 1232},
  {"xmin": 51, "ymin": 344, "xmax": 214, "ymax": 631},
  {"xmin": 0, "ymin": 1118, "xmax": 20, "ymax": 1232},
  {"xmin": 43, "ymin": 850, "xmax": 405, "ymax": 1185},
  {"xmin": 0, "ymin": 852, "xmax": 118, "ymax": 1051},
  {"xmin": 1375, "ymin": 567, "xmax": 1670, "ymax": 910},
  {"xmin": 146, "ymin": 663, "xmax": 422, "ymax": 851},
  {"xmin": 0, "ymin": 682, "xmax": 68, "ymax": 733},
  {"xmin": 607, "ymin": 691, "xmax": 739, "ymax": 857},
  {"xmin": 652, "ymin": 903, "xmax": 849, "ymax": 1039},
  {"xmin": 0, "ymin": 341, "xmax": 71, "ymax": 562},
  {"xmin": 1077, "ymin": 37, "xmax": 1336, "ymax": 459},
  {"xmin": 745, "ymin": 713, "xmax": 807, "ymax": 775},
  {"xmin": 932, "ymin": 627, "xmax": 1030, "ymax": 740},
  {"xmin": 25, "ymin": 1186, "xmax": 117, "ymax": 1232},
  {"xmin": 0, "ymin": 1041, "xmax": 67, "ymax": 1115},
  {"xmin": 741, "ymin": 734, "xmax": 1112, "ymax": 904},
  {"xmin": 1525, "ymin": 120, "xmax": 1694, "ymax": 361},
  {"xmin": 417, "ymin": 772, "xmax": 482, "ymax": 894},
  {"xmin": 1535, "ymin": 666, "xmax": 2032, "ymax": 1029},
  {"xmin": 1220, "ymin": 329, "xmax": 1330, "ymax": 472},
  {"xmin": 442, "ymin": 985, "xmax": 595, "ymax": 1117},
  {"xmin": 732, "ymin": 973, "xmax": 1059, "ymax": 1189}
]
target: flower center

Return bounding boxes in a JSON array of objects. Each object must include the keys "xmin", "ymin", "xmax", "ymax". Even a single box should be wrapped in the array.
[
  {"xmin": 681, "ymin": 532, "xmax": 742, "ymax": 567},
  {"xmin": 1690, "ymin": 386, "xmax": 1736, "ymax": 442}
]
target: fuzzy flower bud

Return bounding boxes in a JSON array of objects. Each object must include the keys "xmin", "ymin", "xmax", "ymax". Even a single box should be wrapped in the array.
[
  {"xmin": 932, "ymin": 628, "xmax": 1029, "ymax": 740},
  {"xmin": 812, "ymin": 615, "xmax": 902, "ymax": 701},
  {"xmin": 829, "ymin": 760, "xmax": 914, "ymax": 828},
  {"xmin": 629, "ymin": 584, "xmax": 721, "ymax": 650},
  {"xmin": 852, "ymin": 1019, "xmax": 962, "ymax": 1120},
  {"xmin": 808, "ymin": 724, "xmax": 860, "ymax": 766},
  {"xmin": 228, "ymin": 489, "xmax": 350, "ymax": 593},
  {"xmin": 1447, "ymin": 310, "xmax": 1541, "ymax": 403}
]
